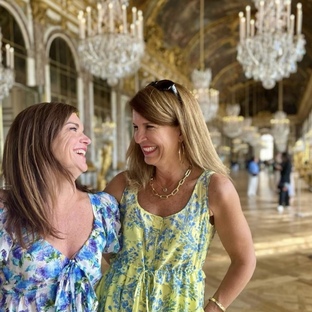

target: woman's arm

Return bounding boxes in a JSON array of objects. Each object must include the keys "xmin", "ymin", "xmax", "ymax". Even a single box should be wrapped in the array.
[
  {"xmin": 205, "ymin": 174, "xmax": 256, "ymax": 311},
  {"xmin": 102, "ymin": 172, "xmax": 127, "ymax": 262}
]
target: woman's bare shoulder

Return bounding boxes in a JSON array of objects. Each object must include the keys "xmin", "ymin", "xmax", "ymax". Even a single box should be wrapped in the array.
[
  {"xmin": 209, "ymin": 173, "xmax": 234, "ymax": 195},
  {"xmin": 104, "ymin": 171, "xmax": 128, "ymax": 202},
  {"xmin": 208, "ymin": 173, "xmax": 240, "ymax": 213}
]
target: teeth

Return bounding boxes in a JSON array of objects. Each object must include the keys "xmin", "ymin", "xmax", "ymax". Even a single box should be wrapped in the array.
[
  {"xmin": 143, "ymin": 147, "xmax": 156, "ymax": 152},
  {"xmin": 75, "ymin": 149, "xmax": 86, "ymax": 156}
]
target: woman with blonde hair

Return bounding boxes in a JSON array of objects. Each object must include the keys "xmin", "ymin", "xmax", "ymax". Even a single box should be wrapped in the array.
[{"xmin": 97, "ymin": 80, "xmax": 256, "ymax": 311}]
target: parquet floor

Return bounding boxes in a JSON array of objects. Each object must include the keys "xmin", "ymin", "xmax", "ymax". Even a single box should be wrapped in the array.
[{"xmin": 203, "ymin": 169, "xmax": 312, "ymax": 312}]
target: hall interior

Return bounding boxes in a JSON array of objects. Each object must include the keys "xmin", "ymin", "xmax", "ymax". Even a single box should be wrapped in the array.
[
  {"xmin": 1, "ymin": 1, "xmax": 312, "ymax": 183},
  {"xmin": 203, "ymin": 168, "xmax": 312, "ymax": 312},
  {"xmin": 1, "ymin": 1, "xmax": 312, "ymax": 311}
]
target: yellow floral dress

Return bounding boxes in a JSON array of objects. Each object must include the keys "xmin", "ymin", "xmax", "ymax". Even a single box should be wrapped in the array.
[{"xmin": 97, "ymin": 170, "xmax": 216, "ymax": 312}]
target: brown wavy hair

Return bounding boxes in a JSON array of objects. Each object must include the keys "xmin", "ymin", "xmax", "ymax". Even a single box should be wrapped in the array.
[{"xmin": 1, "ymin": 102, "xmax": 89, "ymax": 247}]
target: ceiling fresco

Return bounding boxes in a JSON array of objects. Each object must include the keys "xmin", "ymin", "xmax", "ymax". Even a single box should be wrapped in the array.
[{"xmin": 131, "ymin": 0, "xmax": 312, "ymax": 128}]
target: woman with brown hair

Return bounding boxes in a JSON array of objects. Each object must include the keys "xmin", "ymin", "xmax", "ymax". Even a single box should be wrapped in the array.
[{"xmin": 0, "ymin": 102, "xmax": 120, "ymax": 311}]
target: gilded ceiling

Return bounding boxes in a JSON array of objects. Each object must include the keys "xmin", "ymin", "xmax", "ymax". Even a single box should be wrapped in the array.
[{"xmin": 131, "ymin": 0, "xmax": 312, "ymax": 128}]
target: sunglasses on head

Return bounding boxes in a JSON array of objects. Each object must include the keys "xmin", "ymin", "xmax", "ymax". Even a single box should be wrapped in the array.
[{"xmin": 148, "ymin": 80, "xmax": 183, "ymax": 105}]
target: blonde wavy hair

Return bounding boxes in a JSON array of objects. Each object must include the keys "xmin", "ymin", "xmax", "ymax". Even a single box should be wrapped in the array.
[{"xmin": 126, "ymin": 80, "xmax": 229, "ymax": 189}]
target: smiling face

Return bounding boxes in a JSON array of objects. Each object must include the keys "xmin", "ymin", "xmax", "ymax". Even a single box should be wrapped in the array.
[
  {"xmin": 51, "ymin": 113, "xmax": 91, "ymax": 179},
  {"xmin": 132, "ymin": 110, "xmax": 182, "ymax": 167}
]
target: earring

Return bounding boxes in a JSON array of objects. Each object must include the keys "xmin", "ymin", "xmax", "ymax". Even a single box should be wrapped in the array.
[{"xmin": 178, "ymin": 142, "xmax": 185, "ymax": 163}]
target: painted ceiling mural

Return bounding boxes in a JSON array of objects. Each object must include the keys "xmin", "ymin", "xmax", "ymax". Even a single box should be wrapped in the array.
[
  {"xmin": 131, "ymin": 0, "xmax": 312, "ymax": 127},
  {"xmin": 2, "ymin": 0, "xmax": 311, "ymax": 128}
]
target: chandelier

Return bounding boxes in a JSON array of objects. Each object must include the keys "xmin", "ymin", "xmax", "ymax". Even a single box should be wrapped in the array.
[
  {"xmin": 232, "ymin": 138, "xmax": 249, "ymax": 154},
  {"xmin": 222, "ymin": 103, "xmax": 244, "ymax": 139},
  {"xmin": 192, "ymin": 69, "xmax": 219, "ymax": 122},
  {"xmin": 241, "ymin": 117, "xmax": 259, "ymax": 144},
  {"xmin": 270, "ymin": 110, "xmax": 289, "ymax": 151},
  {"xmin": 94, "ymin": 116, "xmax": 116, "ymax": 143},
  {"xmin": 191, "ymin": 0, "xmax": 219, "ymax": 122},
  {"xmin": 237, "ymin": 0, "xmax": 306, "ymax": 89},
  {"xmin": 208, "ymin": 126, "xmax": 222, "ymax": 149},
  {"xmin": 0, "ymin": 28, "xmax": 15, "ymax": 101},
  {"xmin": 270, "ymin": 81, "xmax": 289, "ymax": 152},
  {"xmin": 77, "ymin": 1, "xmax": 145, "ymax": 87}
]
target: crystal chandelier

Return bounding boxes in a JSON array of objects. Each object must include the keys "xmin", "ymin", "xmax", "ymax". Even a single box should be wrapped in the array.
[
  {"xmin": 270, "ymin": 81, "xmax": 289, "ymax": 152},
  {"xmin": 94, "ymin": 116, "xmax": 116, "ymax": 143},
  {"xmin": 241, "ymin": 117, "xmax": 259, "ymax": 144},
  {"xmin": 208, "ymin": 126, "xmax": 222, "ymax": 149},
  {"xmin": 237, "ymin": 0, "xmax": 306, "ymax": 89},
  {"xmin": 0, "ymin": 28, "xmax": 15, "ymax": 101},
  {"xmin": 232, "ymin": 138, "xmax": 249, "ymax": 154},
  {"xmin": 222, "ymin": 104, "xmax": 244, "ymax": 139},
  {"xmin": 270, "ymin": 110, "xmax": 289, "ymax": 151},
  {"xmin": 192, "ymin": 69, "xmax": 219, "ymax": 122},
  {"xmin": 191, "ymin": 0, "xmax": 219, "ymax": 122},
  {"xmin": 77, "ymin": 1, "xmax": 145, "ymax": 87}
]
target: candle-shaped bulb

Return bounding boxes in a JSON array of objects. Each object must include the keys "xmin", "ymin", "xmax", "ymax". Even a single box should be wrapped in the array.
[
  {"xmin": 109, "ymin": 3, "xmax": 114, "ymax": 33},
  {"xmin": 122, "ymin": 4, "xmax": 127, "ymax": 34},
  {"xmin": 5, "ymin": 44, "xmax": 10, "ymax": 67},
  {"xmin": 10, "ymin": 47, "xmax": 14, "ymax": 69},
  {"xmin": 132, "ymin": 7, "xmax": 137, "ymax": 26},
  {"xmin": 97, "ymin": 3, "xmax": 102, "ymax": 34},
  {"xmin": 296, "ymin": 3, "xmax": 302, "ymax": 35},
  {"xmin": 246, "ymin": 6, "xmax": 251, "ymax": 37},
  {"xmin": 250, "ymin": 19, "xmax": 255, "ymax": 37},
  {"xmin": 86, "ymin": 6, "xmax": 92, "ymax": 36}
]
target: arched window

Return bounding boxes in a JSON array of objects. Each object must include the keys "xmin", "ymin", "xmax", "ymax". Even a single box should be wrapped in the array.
[
  {"xmin": 0, "ymin": 6, "xmax": 27, "ymax": 85},
  {"xmin": 49, "ymin": 37, "xmax": 77, "ymax": 106}
]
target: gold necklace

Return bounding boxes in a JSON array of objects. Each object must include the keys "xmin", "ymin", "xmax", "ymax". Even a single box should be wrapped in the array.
[{"xmin": 150, "ymin": 167, "xmax": 192, "ymax": 199}]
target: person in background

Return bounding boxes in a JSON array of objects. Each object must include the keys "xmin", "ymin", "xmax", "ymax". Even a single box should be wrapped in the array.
[
  {"xmin": 273, "ymin": 152, "xmax": 282, "ymax": 190},
  {"xmin": 276, "ymin": 151, "xmax": 292, "ymax": 213},
  {"xmin": 0, "ymin": 102, "xmax": 120, "ymax": 311},
  {"xmin": 96, "ymin": 80, "xmax": 256, "ymax": 311},
  {"xmin": 247, "ymin": 156, "xmax": 260, "ymax": 197}
]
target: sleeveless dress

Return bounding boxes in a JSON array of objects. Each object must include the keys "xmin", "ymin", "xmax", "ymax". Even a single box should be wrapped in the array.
[
  {"xmin": 0, "ymin": 192, "xmax": 120, "ymax": 312},
  {"xmin": 97, "ymin": 170, "xmax": 216, "ymax": 312}
]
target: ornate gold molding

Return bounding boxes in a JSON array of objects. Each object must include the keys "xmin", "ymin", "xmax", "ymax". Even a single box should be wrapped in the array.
[{"xmin": 30, "ymin": 0, "xmax": 48, "ymax": 24}]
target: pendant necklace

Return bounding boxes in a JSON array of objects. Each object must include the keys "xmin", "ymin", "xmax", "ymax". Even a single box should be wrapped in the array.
[{"xmin": 150, "ymin": 167, "xmax": 192, "ymax": 200}]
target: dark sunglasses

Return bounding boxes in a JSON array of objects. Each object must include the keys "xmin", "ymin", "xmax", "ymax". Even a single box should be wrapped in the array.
[{"xmin": 148, "ymin": 80, "xmax": 183, "ymax": 105}]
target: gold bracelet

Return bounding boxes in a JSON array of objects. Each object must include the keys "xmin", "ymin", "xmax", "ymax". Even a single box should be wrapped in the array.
[{"xmin": 209, "ymin": 297, "xmax": 226, "ymax": 312}]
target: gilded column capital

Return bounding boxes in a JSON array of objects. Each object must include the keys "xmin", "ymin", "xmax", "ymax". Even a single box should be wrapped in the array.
[{"xmin": 30, "ymin": 0, "xmax": 48, "ymax": 24}]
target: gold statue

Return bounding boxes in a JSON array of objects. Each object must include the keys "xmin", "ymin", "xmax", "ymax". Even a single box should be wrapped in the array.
[{"xmin": 97, "ymin": 142, "xmax": 113, "ymax": 191}]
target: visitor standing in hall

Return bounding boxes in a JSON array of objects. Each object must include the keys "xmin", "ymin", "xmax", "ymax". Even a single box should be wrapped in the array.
[
  {"xmin": 247, "ymin": 156, "xmax": 260, "ymax": 197},
  {"xmin": 276, "ymin": 152, "xmax": 292, "ymax": 213}
]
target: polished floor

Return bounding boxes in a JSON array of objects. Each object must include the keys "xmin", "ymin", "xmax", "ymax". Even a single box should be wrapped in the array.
[{"xmin": 203, "ymin": 168, "xmax": 312, "ymax": 312}]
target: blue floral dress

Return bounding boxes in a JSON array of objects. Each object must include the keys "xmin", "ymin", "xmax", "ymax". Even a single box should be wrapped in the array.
[
  {"xmin": 97, "ymin": 170, "xmax": 216, "ymax": 312},
  {"xmin": 0, "ymin": 192, "xmax": 120, "ymax": 312}
]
